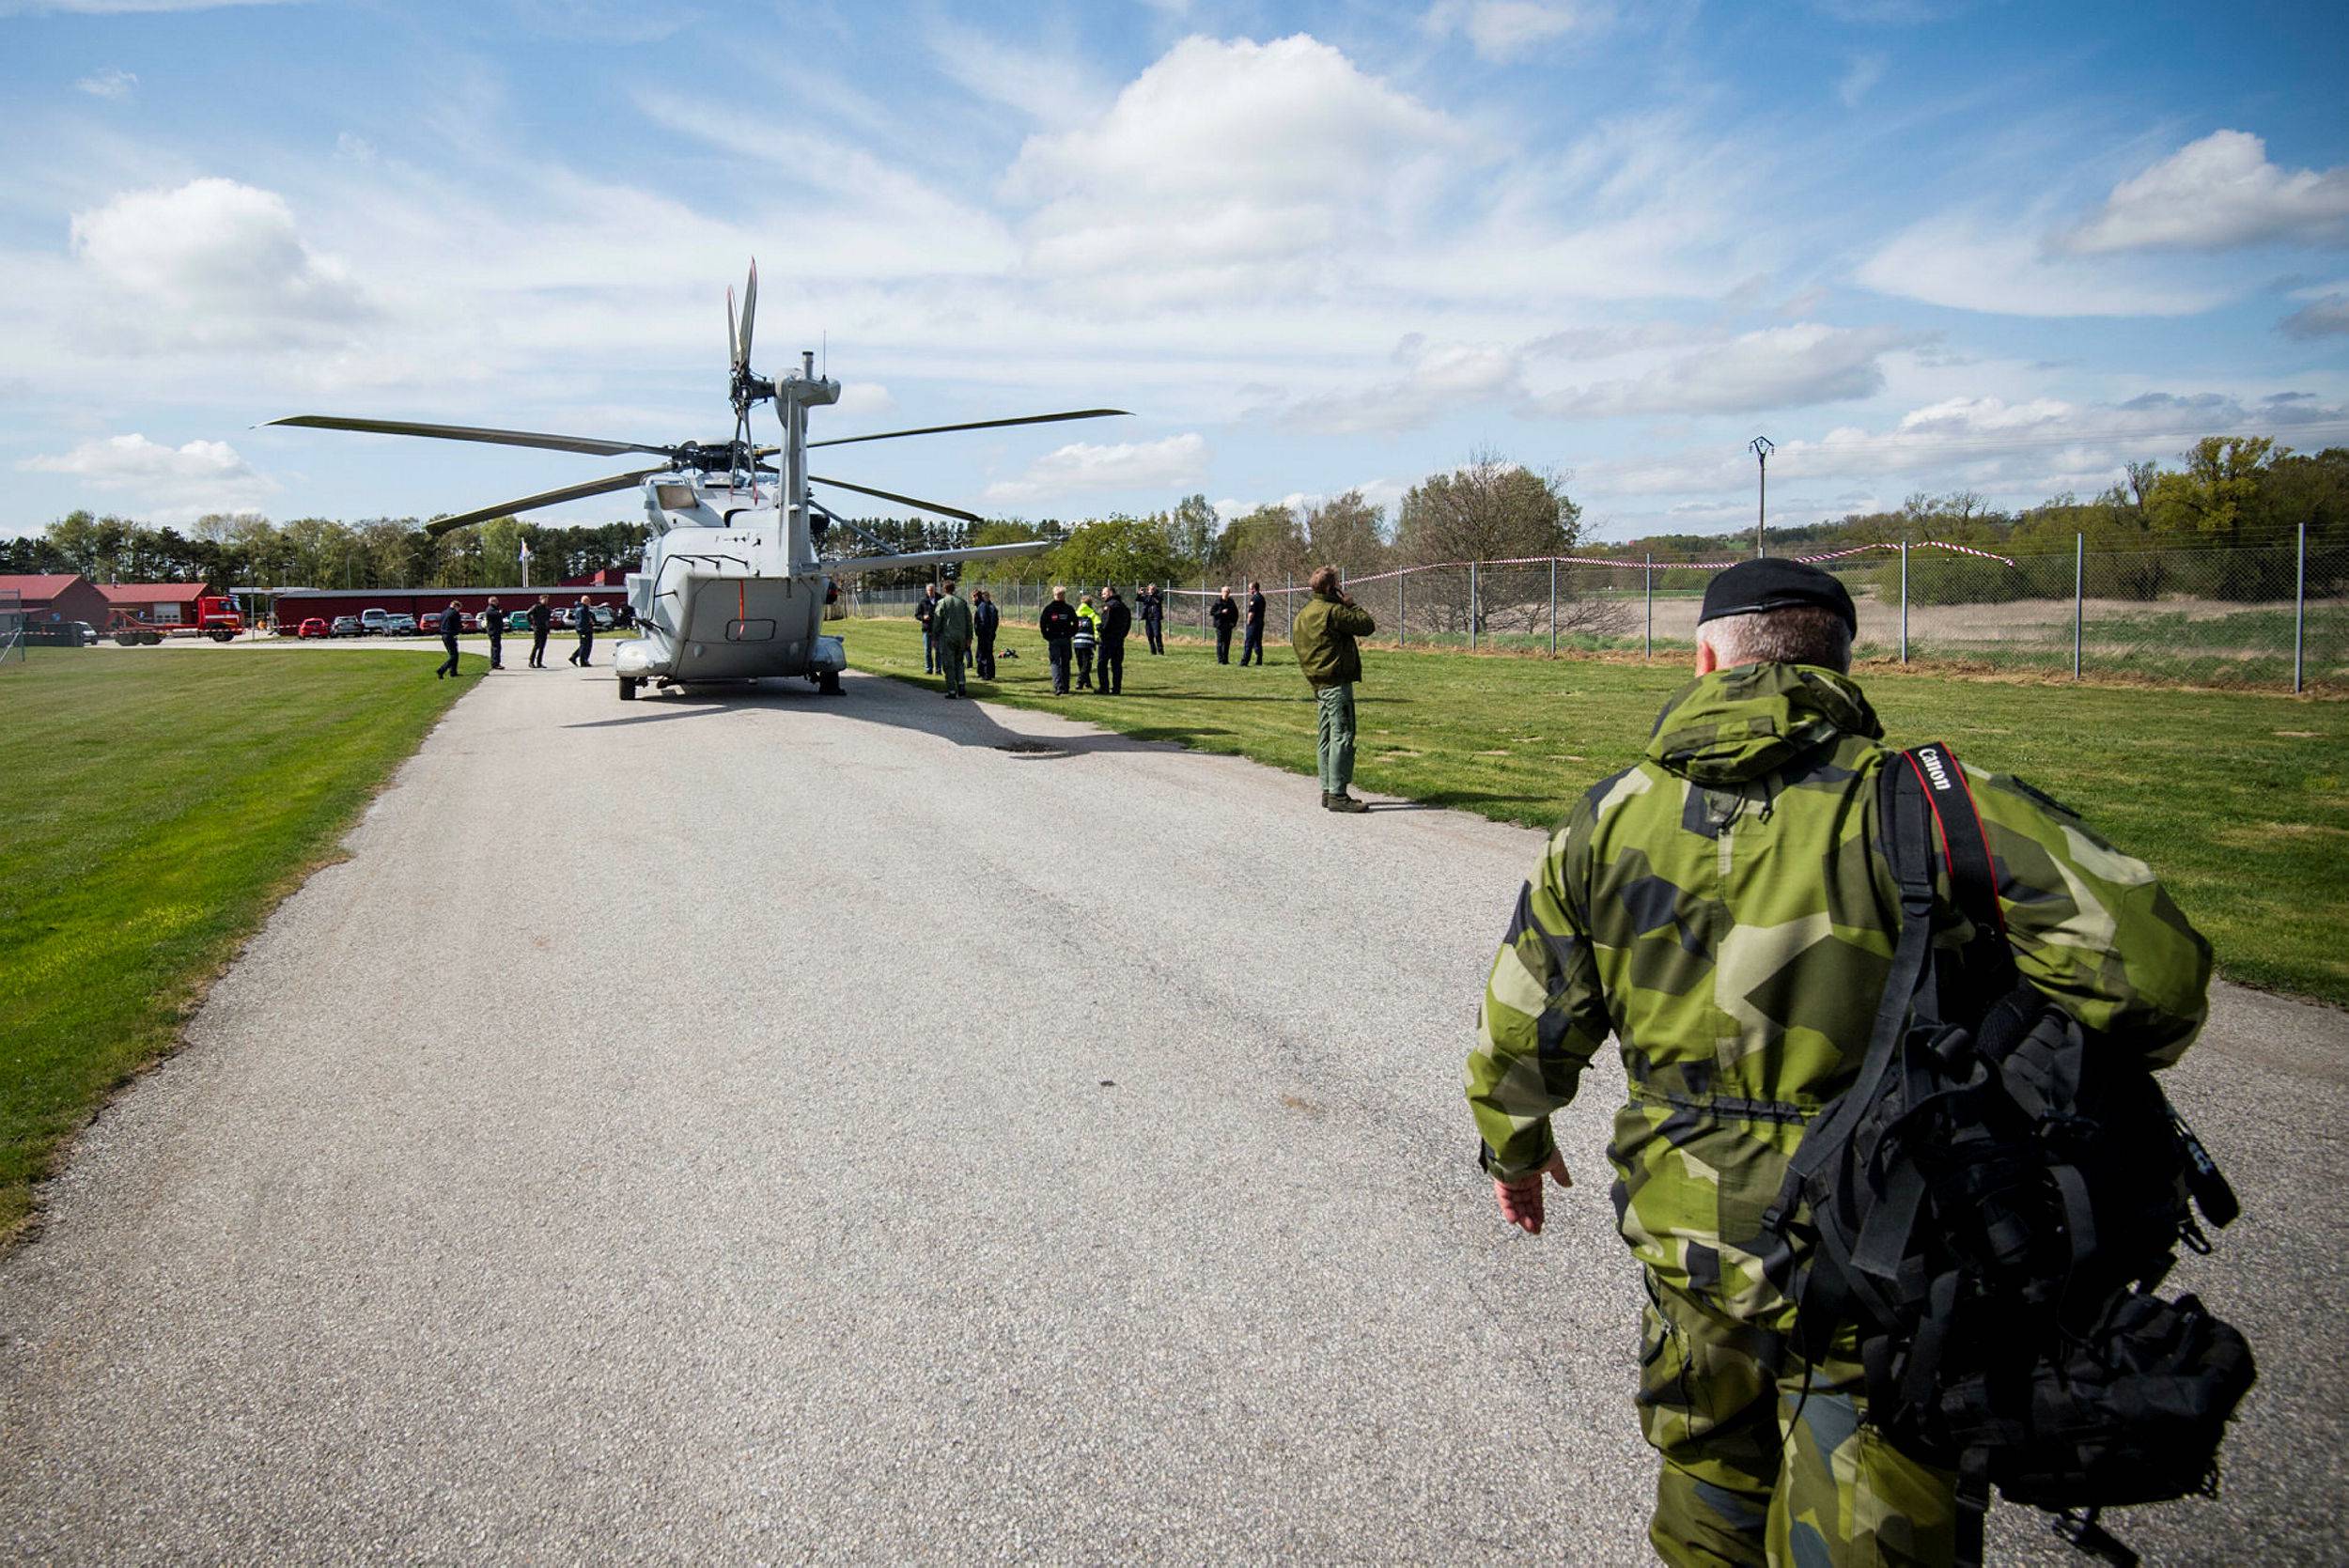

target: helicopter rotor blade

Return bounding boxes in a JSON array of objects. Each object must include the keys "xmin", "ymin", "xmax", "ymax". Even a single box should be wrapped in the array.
[
  {"xmin": 423, "ymin": 464, "xmax": 671, "ymax": 537},
  {"xmin": 264, "ymin": 415, "xmax": 675, "ymax": 460},
  {"xmin": 808, "ymin": 474, "xmax": 984, "ymax": 525},
  {"xmin": 739, "ymin": 259, "xmax": 757, "ymax": 371},
  {"xmin": 806, "ymin": 408, "xmax": 1131, "ymax": 450},
  {"xmin": 726, "ymin": 285, "xmax": 740, "ymax": 375}
]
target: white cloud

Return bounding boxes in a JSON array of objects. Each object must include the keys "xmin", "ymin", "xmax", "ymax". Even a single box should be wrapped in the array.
[
  {"xmin": 1579, "ymin": 391, "xmax": 2349, "ymax": 501},
  {"xmin": 834, "ymin": 382, "xmax": 898, "ymax": 417},
  {"xmin": 1269, "ymin": 334, "xmax": 1522, "ymax": 435},
  {"xmin": 1422, "ymin": 1, "xmax": 1598, "ymax": 61},
  {"xmin": 70, "ymin": 178, "xmax": 369, "ymax": 348},
  {"xmin": 2065, "ymin": 131, "xmax": 2349, "ymax": 255},
  {"xmin": 1837, "ymin": 54, "xmax": 1886, "ymax": 108},
  {"xmin": 1005, "ymin": 35, "xmax": 1468, "ymax": 283},
  {"xmin": 1530, "ymin": 324, "xmax": 1912, "ymax": 418},
  {"xmin": 74, "ymin": 68, "xmax": 138, "ymax": 99},
  {"xmin": 2279, "ymin": 296, "xmax": 2349, "ymax": 339},
  {"xmin": 18, "ymin": 433, "xmax": 276, "ymax": 519},
  {"xmin": 983, "ymin": 433, "xmax": 1208, "ymax": 504},
  {"xmin": 1857, "ymin": 216, "xmax": 2226, "ymax": 317}
]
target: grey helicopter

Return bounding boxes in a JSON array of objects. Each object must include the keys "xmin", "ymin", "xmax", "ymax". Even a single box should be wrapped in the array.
[{"xmin": 267, "ymin": 262, "xmax": 1124, "ymax": 698}]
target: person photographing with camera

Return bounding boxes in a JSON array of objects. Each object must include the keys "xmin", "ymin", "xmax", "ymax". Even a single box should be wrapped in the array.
[{"xmin": 1290, "ymin": 565, "xmax": 1376, "ymax": 814}]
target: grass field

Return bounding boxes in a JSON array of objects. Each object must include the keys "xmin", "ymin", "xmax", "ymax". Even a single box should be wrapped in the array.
[
  {"xmin": 843, "ymin": 616, "xmax": 2349, "ymax": 1007},
  {"xmin": 0, "ymin": 646, "xmax": 474, "ymax": 1241}
]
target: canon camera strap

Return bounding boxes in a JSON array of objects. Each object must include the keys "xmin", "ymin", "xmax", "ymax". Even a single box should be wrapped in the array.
[{"xmin": 1900, "ymin": 742, "xmax": 2015, "ymax": 1001}]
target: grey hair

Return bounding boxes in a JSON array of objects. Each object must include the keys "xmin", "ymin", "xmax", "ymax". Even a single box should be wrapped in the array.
[{"xmin": 1701, "ymin": 606, "xmax": 1852, "ymax": 672}]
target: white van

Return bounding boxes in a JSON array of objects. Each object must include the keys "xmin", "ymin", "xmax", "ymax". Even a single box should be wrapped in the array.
[{"xmin": 359, "ymin": 608, "xmax": 392, "ymax": 635}]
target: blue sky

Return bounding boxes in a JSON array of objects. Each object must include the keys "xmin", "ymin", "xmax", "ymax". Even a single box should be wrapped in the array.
[{"xmin": 4, "ymin": 0, "xmax": 2345, "ymax": 544}]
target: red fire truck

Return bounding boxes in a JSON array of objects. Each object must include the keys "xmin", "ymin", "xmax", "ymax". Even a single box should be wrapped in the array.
[{"xmin": 109, "ymin": 594, "xmax": 245, "ymax": 644}]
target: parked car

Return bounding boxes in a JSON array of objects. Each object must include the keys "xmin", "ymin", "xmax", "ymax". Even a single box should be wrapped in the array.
[
  {"xmin": 297, "ymin": 617, "xmax": 329, "ymax": 639},
  {"xmin": 330, "ymin": 615, "xmax": 363, "ymax": 637},
  {"xmin": 588, "ymin": 605, "xmax": 615, "ymax": 629},
  {"xmin": 507, "ymin": 610, "xmax": 531, "ymax": 632},
  {"xmin": 550, "ymin": 607, "xmax": 572, "ymax": 629},
  {"xmin": 359, "ymin": 608, "xmax": 391, "ymax": 635},
  {"xmin": 385, "ymin": 613, "xmax": 419, "ymax": 635}
]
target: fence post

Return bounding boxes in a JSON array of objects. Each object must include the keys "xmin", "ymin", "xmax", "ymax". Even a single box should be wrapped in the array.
[
  {"xmin": 1201, "ymin": 575, "xmax": 1207, "ymax": 639},
  {"xmin": 1470, "ymin": 561, "xmax": 1480, "ymax": 651},
  {"xmin": 1899, "ymin": 540, "xmax": 1909, "ymax": 664},
  {"xmin": 1549, "ymin": 558, "xmax": 1558, "ymax": 656},
  {"xmin": 2073, "ymin": 533, "xmax": 2084, "ymax": 681},
  {"xmin": 2295, "ymin": 520, "xmax": 2308, "ymax": 695},
  {"xmin": 1286, "ymin": 572, "xmax": 1294, "ymax": 644},
  {"xmin": 1643, "ymin": 555, "xmax": 1653, "ymax": 660},
  {"xmin": 1397, "ymin": 571, "xmax": 1405, "ymax": 647}
]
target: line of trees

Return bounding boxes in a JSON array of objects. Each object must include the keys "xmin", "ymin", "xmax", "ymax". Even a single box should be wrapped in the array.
[{"xmin": 11, "ymin": 436, "xmax": 2335, "ymax": 610}]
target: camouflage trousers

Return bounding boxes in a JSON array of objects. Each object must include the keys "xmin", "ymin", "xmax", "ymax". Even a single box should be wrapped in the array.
[{"xmin": 1638, "ymin": 1274, "xmax": 1956, "ymax": 1567}]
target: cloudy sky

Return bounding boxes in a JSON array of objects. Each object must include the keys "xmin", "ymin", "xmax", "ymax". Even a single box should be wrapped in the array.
[{"xmin": 5, "ymin": 0, "xmax": 2346, "ymax": 542}]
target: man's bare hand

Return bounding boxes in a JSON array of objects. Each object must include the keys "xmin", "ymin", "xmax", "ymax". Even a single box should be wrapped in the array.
[{"xmin": 1493, "ymin": 1152, "xmax": 1573, "ymax": 1235}]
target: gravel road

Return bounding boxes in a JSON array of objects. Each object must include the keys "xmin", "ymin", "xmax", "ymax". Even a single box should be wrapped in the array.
[{"xmin": 4, "ymin": 655, "xmax": 2342, "ymax": 1564}]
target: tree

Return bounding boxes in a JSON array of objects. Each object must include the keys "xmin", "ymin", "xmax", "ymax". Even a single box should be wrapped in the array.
[
  {"xmin": 1392, "ymin": 451, "xmax": 1599, "ymax": 638},
  {"xmin": 1170, "ymin": 493, "xmax": 1217, "ymax": 570},
  {"xmin": 1394, "ymin": 450, "xmax": 1582, "ymax": 565},
  {"xmin": 1301, "ymin": 489, "xmax": 1386, "ymax": 573},
  {"xmin": 2147, "ymin": 436, "xmax": 2277, "ymax": 543},
  {"xmin": 1046, "ymin": 514, "xmax": 1185, "ymax": 593},
  {"xmin": 1216, "ymin": 503, "xmax": 1309, "ymax": 588}
]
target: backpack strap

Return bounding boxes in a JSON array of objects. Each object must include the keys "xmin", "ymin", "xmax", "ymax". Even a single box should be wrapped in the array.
[
  {"xmin": 1764, "ymin": 753, "xmax": 1941, "ymax": 1319},
  {"xmin": 1900, "ymin": 741, "xmax": 2016, "ymax": 998}
]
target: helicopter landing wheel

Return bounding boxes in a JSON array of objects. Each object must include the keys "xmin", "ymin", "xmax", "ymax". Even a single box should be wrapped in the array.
[
  {"xmin": 617, "ymin": 676, "xmax": 640, "ymax": 701},
  {"xmin": 818, "ymin": 669, "xmax": 842, "ymax": 696}
]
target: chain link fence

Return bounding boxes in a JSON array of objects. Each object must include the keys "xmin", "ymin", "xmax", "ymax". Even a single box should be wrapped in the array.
[{"xmin": 834, "ymin": 535, "xmax": 2342, "ymax": 693}]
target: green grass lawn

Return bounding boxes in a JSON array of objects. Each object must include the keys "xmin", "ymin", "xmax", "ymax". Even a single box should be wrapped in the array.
[
  {"xmin": 0, "ymin": 646, "xmax": 474, "ymax": 1241},
  {"xmin": 844, "ymin": 615, "xmax": 2349, "ymax": 1007}
]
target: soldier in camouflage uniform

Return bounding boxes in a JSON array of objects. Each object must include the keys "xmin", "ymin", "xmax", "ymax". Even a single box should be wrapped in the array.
[{"xmin": 1463, "ymin": 559, "xmax": 2210, "ymax": 1567}]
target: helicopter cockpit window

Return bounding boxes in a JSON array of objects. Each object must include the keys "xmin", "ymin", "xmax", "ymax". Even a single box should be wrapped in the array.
[
  {"xmin": 725, "ymin": 619, "xmax": 776, "ymax": 642},
  {"xmin": 653, "ymin": 481, "xmax": 697, "ymax": 510}
]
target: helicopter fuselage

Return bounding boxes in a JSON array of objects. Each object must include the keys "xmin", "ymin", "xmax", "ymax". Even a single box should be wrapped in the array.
[{"xmin": 614, "ymin": 475, "xmax": 846, "ymax": 694}]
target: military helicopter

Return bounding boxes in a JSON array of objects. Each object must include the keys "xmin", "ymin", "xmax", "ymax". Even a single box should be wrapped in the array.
[{"xmin": 267, "ymin": 263, "xmax": 1125, "ymax": 698}]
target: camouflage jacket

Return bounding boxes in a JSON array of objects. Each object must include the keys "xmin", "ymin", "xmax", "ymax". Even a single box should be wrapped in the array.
[{"xmin": 1464, "ymin": 662, "xmax": 2212, "ymax": 1328}]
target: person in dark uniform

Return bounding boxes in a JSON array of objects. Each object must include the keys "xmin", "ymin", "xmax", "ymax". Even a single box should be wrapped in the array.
[
  {"xmin": 1241, "ymin": 580, "xmax": 1268, "ymax": 665},
  {"xmin": 915, "ymin": 582, "xmax": 941, "ymax": 673},
  {"xmin": 1039, "ymin": 585, "xmax": 1077, "ymax": 694},
  {"xmin": 568, "ymin": 597, "xmax": 595, "ymax": 666},
  {"xmin": 974, "ymin": 588, "xmax": 1001, "ymax": 679},
  {"xmin": 1211, "ymin": 586, "xmax": 1239, "ymax": 663},
  {"xmin": 1138, "ymin": 582, "xmax": 1165, "ymax": 654},
  {"xmin": 528, "ymin": 596, "xmax": 552, "ymax": 667},
  {"xmin": 483, "ymin": 597, "xmax": 504, "ymax": 670},
  {"xmin": 1098, "ymin": 586, "xmax": 1132, "ymax": 695},
  {"xmin": 435, "ymin": 599, "xmax": 463, "ymax": 680}
]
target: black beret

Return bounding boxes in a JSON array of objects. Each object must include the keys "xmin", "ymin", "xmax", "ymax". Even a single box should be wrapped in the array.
[{"xmin": 1697, "ymin": 557, "xmax": 1858, "ymax": 635}]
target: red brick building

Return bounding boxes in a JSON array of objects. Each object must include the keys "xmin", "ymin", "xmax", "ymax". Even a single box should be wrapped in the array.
[
  {"xmin": 97, "ymin": 582, "xmax": 210, "ymax": 625},
  {"xmin": 0, "ymin": 573, "xmax": 111, "ymax": 629}
]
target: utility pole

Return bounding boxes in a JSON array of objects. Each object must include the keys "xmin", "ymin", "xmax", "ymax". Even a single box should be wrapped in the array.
[{"xmin": 1749, "ymin": 436, "xmax": 1775, "ymax": 557}]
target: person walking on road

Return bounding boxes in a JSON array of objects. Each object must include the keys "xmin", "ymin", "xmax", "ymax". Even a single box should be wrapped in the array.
[
  {"xmin": 1074, "ymin": 592, "xmax": 1100, "ymax": 691},
  {"xmin": 568, "ymin": 597, "xmax": 596, "ymax": 667},
  {"xmin": 1098, "ymin": 586, "xmax": 1131, "ymax": 695},
  {"xmin": 527, "ymin": 596, "xmax": 552, "ymax": 667},
  {"xmin": 1039, "ymin": 586, "xmax": 1078, "ymax": 695},
  {"xmin": 1290, "ymin": 566, "xmax": 1375, "ymax": 812},
  {"xmin": 915, "ymin": 582, "xmax": 941, "ymax": 674},
  {"xmin": 1211, "ymin": 586, "xmax": 1239, "ymax": 663},
  {"xmin": 1241, "ymin": 581, "xmax": 1268, "ymax": 666},
  {"xmin": 934, "ymin": 578, "xmax": 972, "ymax": 698},
  {"xmin": 1462, "ymin": 558, "xmax": 2213, "ymax": 1567},
  {"xmin": 482, "ymin": 597, "xmax": 504, "ymax": 670},
  {"xmin": 1139, "ymin": 582, "xmax": 1165, "ymax": 654},
  {"xmin": 435, "ymin": 599, "xmax": 463, "ymax": 680},
  {"xmin": 974, "ymin": 588, "xmax": 1000, "ymax": 680}
]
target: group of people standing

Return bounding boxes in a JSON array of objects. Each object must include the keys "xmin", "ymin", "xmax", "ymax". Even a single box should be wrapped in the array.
[
  {"xmin": 1208, "ymin": 582, "xmax": 1268, "ymax": 665},
  {"xmin": 433, "ymin": 594, "xmax": 599, "ymax": 679}
]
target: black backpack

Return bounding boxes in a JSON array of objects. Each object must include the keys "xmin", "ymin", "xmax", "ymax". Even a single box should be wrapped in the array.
[{"xmin": 1764, "ymin": 742, "xmax": 2255, "ymax": 1567}]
